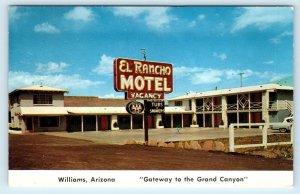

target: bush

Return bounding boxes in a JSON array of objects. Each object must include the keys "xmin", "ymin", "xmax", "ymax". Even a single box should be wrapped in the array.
[
  {"xmin": 113, "ymin": 122, "xmax": 118, "ymax": 128},
  {"xmin": 158, "ymin": 120, "xmax": 163, "ymax": 126}
]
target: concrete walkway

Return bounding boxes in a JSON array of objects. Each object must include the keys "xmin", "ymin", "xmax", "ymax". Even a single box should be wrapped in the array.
[{"xmin": 43, "ymin": 127, "xmax": 270, "ymax": 145}]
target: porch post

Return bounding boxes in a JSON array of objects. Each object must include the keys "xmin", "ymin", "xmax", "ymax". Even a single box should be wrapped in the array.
[
  {"xmin": 237, "ymin": 94, "xmax": 239, "ymax": 128},
  {"xmin": 221, "ymin": 96, "xmax": 228, "ymax": 128},
  {"xmin": 262, "ymin": 91, "xmax": 270, "ymax": 124},
  {"xmin": 248, "ymin": 93, "xmax": 251, "ymax": 129},
  {"xmin": 96, "ymin": 115, "xmax": 98, "ymax": 132},
  {"xmin": 81, "ymin": 115, "xmax": 84, "ymax": 132},
  {"xmin": 130, "ymin": 115, "xmax": 133, "ymax": 130},
  {"xmin": 203, "ymin": 113, "xmax": 205, "ymax": 128},
  {"xmin": 32, "ymin": 117, "xmax": 35, "ymax": 132}
]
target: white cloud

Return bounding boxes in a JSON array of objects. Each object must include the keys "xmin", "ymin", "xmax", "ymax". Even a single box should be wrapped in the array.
[
  {"xmin": 254, "ymin": 71, "xmax": 288, "ymax": 82},
  {"xmin": 113, "ymin": 7, "xmax": 146, "ymax": 17},
  {"xmin": 269, "ymin": 38, "xmax": 281, "ymax": 44},
  {"xmin": 189, "ymin": 14, "xmax": 205, "ymax": 27},
  {"xmin": 232, "ymin": 7, "xmax": 293, "ymax": 32},
  {"xmin": 190, "ymin": 68, "xmax": 254, "ymax": 85},
  {"xmin": 213, "ymin": 52, "xmax": 227, "ymax": 61},
  {"xmin": 269, "ymin": 30, "xmax": 293, "ymax": 44},
  {"xmin": 98, "ymin": 93, "xmax": 123, "ymax": 98},
  {"xmin": 34, "ymin": 22, "xmax": 60, "ymax": 33},
  {"xmin": 174, "ymin": 65, "xmax": 284, "ymax": 85},
  {"xmin": 93, "ymin": 54, "xmax": 114, "ymax": 75},
  {"xmin": 9, "ymin": 6, "xmax": 26, "ymax": 21},
  {"xmin": 36, "ymin": 62, "xmax": 68, "ymax": 74},
  {"xmin": 113, "ymin": 7, "xmax": 175, "ymax": 30},
  {"xmin": 263, "ymin": 60, "xmax": 274, "ymax": 65},
  {"xmin": 197, "ymin": 14, "xmax": 206, "ymax": 20},
  {"xmin": 280, "ymin": 31, "xmax": 293, "ymax": 37},
  {"xmin": 64, "ymin": 7, "xmax": 94, "ymax": 22},
  {"xmin": 191, "ymin": 69, "xmax": 223, "ymax": 84},
  {"xmin": 9, "ymin": 71, "xmax": 104, "ymax": 92},
  {"xmin": 173, "ymin": 66, "xmax": 203, "ymax": 78},
  {"xmin": 9, "ymin": 7, "xmax": 20, "ymax": 20},
  {"xmin": 188, "ymin": 21, "xmax": 197, "ymax": 27}
]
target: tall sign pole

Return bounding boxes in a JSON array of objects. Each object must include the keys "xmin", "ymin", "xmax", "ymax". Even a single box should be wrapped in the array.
[
  {"xmin": 141, "ymin": 48, "xmax": 149, "ymax": 145},
  {"xmin": 144, "ymin": 100, "xmax": 149, "ymax": 144},
  {"xmin": 113, "ymin": 52, "xmax": 173, "ymax": 146}
]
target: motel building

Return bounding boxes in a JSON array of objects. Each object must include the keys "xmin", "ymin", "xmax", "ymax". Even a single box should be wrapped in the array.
[
  {"xmin": 9, "ymin": 84, "xmax": 293, "ymax": 134},
  {"xmin": 168, "ymin": 84, "xmax": 293, "ymax": 128}
]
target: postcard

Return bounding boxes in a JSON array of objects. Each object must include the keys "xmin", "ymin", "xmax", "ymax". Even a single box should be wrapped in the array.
[{"xmin": 8, "ymin": 5, "xmax": 294, "ymax": 188}]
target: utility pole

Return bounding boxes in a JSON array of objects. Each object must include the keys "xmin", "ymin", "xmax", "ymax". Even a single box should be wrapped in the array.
[
  {"xmin": 238, "ymin": 72, "xmax": 245, "ymax": 87},
  {"xmin": 140, "ymin": 48, "xmax": 147, "ymax": 61}
]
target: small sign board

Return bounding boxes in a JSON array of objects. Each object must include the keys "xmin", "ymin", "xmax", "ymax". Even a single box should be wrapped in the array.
[
  {"xmin": 126, "ymin": 101, "xmax": 145, "ymax": 115},
  {"xmin": 114, "ymin": 58, "xmax": 173, "ymax": 100},
  {"xmin": 126, "ymin": 91, "xmax": 164, "ymax": 100},
  {"xmin": 146, "ymin": 100, "xmax": 165, "ymax": 114}
]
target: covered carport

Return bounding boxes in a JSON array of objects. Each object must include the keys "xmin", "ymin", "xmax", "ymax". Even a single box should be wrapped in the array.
[
  {"xmin": 163, "ymin": 107, "xmax": 194, "ymax": 128},
  {"xmin": 20, "ymin": 107, "xmax": 68, "ymax": 133},
  {"xmin": 67, "ymin": 107, "xmax": 127, "ymax": 132}
]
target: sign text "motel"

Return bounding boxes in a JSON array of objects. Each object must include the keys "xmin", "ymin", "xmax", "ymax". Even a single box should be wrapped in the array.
[{"xmin": 114, "ymin": 58, "xmax": 173, "ymax": 94}]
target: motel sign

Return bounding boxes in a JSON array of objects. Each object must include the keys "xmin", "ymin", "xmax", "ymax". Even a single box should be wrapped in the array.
[
  {"xmin": 114, "ymin": 58, "xmax": 173, "ymax": 100},
  {"xmin": 146, "ymin": 100, "xmax": 165, "ymax": 114}
]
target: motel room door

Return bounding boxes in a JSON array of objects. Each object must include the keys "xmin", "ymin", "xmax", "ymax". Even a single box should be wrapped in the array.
[
  {"xmin": 66, "ymin": 116, "xmax": 81, "ymax": 132},
  {"xmin": 26, "ymin": 117, "xmax": 33, "ymax": 132}
]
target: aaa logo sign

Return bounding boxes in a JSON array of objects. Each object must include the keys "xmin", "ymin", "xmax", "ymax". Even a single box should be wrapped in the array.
[{"xmin": 126, "ymin": 101, "xmax": 145, "ymax": 115}]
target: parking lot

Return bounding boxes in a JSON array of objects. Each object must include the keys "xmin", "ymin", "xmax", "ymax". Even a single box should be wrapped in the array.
[
  {"xmin": 43, "ymin": 127, "xmax": 269, "ymax": 145},
  {"xmin": 9, "ymin": 133, "xmax": 293, "ymax": 170}
]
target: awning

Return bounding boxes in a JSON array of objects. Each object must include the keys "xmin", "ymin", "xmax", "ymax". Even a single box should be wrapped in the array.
[
  {"xmin": 20, "ymin": 107, "xmax": 68, "ymax": 116},
  {"xmin": 20, "ymin": 106, "xmax": 192, "ymax": 116},
  {"xmin": 67, "ymin": 107, "xmax": 128, "ymax": 115},
  {"xmin": 165, "ymin": 107, "xmax": 194, "ymax": 114}
]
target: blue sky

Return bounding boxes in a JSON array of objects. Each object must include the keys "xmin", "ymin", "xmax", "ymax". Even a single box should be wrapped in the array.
[{"xmin": 9, "ymin": 6, "xmax": 294, "ymax": 98}]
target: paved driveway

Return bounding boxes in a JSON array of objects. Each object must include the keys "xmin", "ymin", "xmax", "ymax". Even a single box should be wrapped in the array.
[{"xmin": 43, "ymin": 127, "xmax": 270, "ymax": 145}]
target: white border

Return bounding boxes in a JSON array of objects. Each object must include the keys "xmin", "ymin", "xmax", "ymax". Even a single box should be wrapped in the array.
[
  {"xmin": 8, "ymin": 170, "xmax": 293, "ymax": 188},
  {"xmin": 1, "ymin": 1, "xmax": 299, "ymax": 194}
]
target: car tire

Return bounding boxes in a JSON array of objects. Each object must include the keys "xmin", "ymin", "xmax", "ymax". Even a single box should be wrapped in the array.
[{"xmin": 279, "ymin": 128, "xmax": 287, "ymax": 133}]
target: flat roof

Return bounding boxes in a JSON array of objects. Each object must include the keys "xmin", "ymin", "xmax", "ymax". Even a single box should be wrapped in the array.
[
  {"xmin": 64, "ymin": 96, "xmax": 130, "ymax": 107},
  {"xmin": 67, "ymin": 107, "xmax": 128, "ymax": 115},
  {"xmin": 20, "ymin": 106, "xmax": 192, "ymax": 116},
  {"xmin": 169, "ymin": 84, "xmax": 293, "ymax": 101},
  {"xmin": 20, "ymin": 107, "xmax": 68, "ymax": 116},
  {"xmin": 165, "ymin": 107, "xmax": 193, "ymax": 114},
  {"xmin": 10, "ymin": 85, "xmax": 68, "ymax": 95}
]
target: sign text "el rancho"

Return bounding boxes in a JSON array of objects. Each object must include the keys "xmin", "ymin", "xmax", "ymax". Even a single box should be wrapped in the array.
[{"xmin": 114, "ymin": 58, "xmax": 173, "ymax": 94}]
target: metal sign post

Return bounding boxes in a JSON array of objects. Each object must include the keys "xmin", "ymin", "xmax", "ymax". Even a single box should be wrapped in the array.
[
  {"xmin": 142, "ymin": 49, "xmax": 148, "ymax": 145},
  {"xmin": 144, "ymin": 99, "xmax": 149, "ymax": 144}
]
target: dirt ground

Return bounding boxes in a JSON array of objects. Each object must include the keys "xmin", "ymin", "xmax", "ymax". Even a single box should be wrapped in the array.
[{"xmin": 9, "ymin": 134, "xmax": 292, "ymax": 170}]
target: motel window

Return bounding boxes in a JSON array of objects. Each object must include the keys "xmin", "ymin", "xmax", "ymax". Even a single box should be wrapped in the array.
[
  {"xmin": 175, "ymin": 101, "xmax": 183, "ymax": 106},
  {"xmin": 39, "ymin": 116, "xmax": 59, "ymax": 127},
  {"xmin": 33, "ymin": 93, "xmax": 53, "ymax": 105}
]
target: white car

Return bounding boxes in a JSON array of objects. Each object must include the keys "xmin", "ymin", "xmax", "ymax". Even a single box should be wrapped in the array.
[{"xmin": 271, "ymin": 117, "xmax": 293, "ymax": 133}]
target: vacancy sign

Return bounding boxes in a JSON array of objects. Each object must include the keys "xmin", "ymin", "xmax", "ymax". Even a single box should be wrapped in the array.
[{"xmin": 114, "ymin": 58, "xmax": 173, "ymax": 100}]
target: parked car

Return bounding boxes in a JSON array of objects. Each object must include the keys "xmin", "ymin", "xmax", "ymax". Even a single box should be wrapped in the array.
[{"xmin": 271, "ymin": 117, "xmax": 293, "ymax": 133}]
